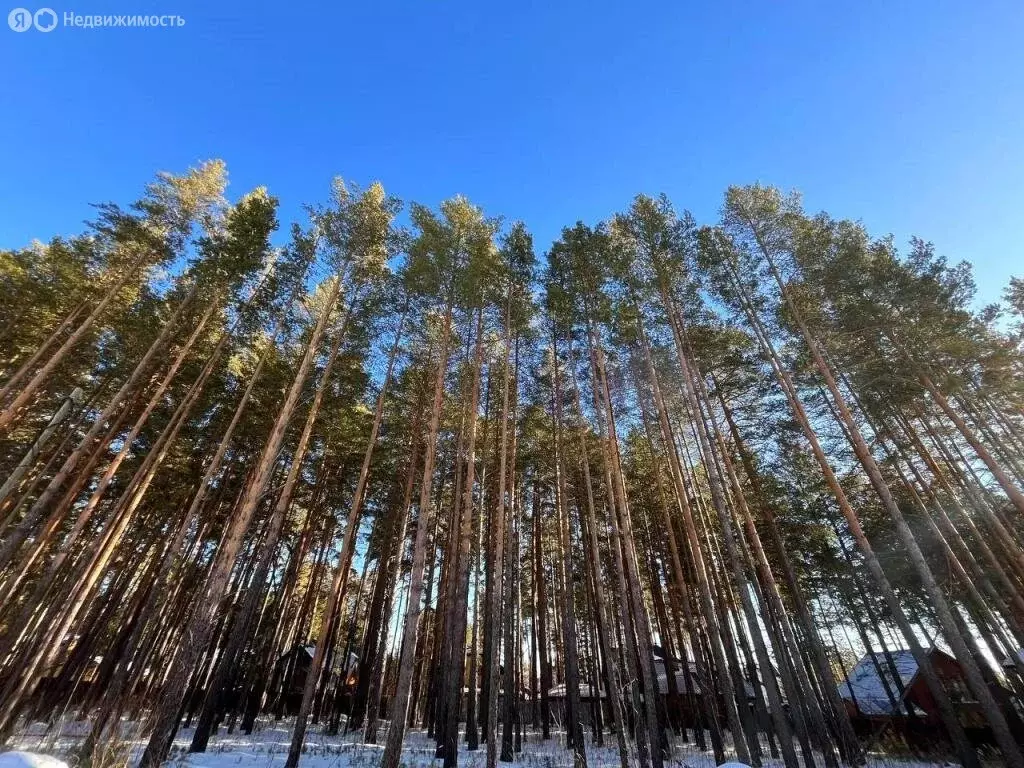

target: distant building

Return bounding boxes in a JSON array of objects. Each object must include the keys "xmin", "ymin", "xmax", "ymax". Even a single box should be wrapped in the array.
[
  {"xmin": 270, "ymin": 642, "xmax": 358, "ymax": 716},
  {"xmin": 546, "ymin": 645, "xmax": 755, "ymax": 729},
  {"xmin": 837, "ymin": 647, "xmax": 998, "ymax": 749}
]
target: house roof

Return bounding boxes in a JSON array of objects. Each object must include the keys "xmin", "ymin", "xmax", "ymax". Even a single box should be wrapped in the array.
[
  {"xmin": 837, "ymin": 649, "xmax": 924, "ymax": 716},
  {"xmin": 651, "ymin": 645, "xmax": 674, "ymax": 663},
  {"xmin": 656, "ymin": 668, "xmax": 700, "ymax": 695},
  {"xmin": 548, "ymin": 659, "xmax": 754, "ymax": 699},
  {"xmin": 547, "ymin": 683, "xmax": 606, "ymax": 699},
  {"xmin": 1002, "ymin": 649, "xmax": 1024, "ymax": 669},
  {"xmin": 656, "ymin": 658, "xmax": 759, "ymax": 697},
  {"xmin": 288, "ymin": 645, "xmax": 358, "ymax": 674}
]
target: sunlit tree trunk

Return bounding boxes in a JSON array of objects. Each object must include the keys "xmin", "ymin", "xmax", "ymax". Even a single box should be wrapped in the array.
[
  {"xmin": 486, "ymin": 294, "xmax": 514, "ymax": 768},
  {"xmin": 0, "ymin": 283, "xmax": 198, "ymax": 574},
  {"xmin": 138, "ymin": 275, "xmax": 343, "ymax": 768},
  {"xmin": 439, "ymin": 306, "xmax": 486, "ymax": 768},
  {"xmin": 551, "ymin": 332, "xmax": 587, "ymax": 768},
  {"xmin": 0, "ymin": 256, "xmax": 147, "ymax": 432},
  {"xmin": 717, "ymin": 246, "xmax": 984, "ymax": 768},
  {"xmin": 380, "ymin": 297, "xmax": 454, "ymax": 768}
]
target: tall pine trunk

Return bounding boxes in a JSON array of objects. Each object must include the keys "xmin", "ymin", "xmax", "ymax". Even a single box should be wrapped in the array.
[
  {"xmin": 138, "ymin": 275, "xmax": 343, "ymax": 768},
  {"xmin": 379, "ymin": 298, "xmax": 454, "ymax": 768}
]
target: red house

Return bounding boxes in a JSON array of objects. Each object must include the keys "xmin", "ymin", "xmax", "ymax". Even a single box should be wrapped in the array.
[{"xmin": 837, "ymin": 647, "xmax": 993, "ymax": 748}]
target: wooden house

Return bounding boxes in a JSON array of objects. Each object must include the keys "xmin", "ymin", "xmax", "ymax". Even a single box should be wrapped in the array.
[
  {"xmin": 837, "ymin": 647, "xmax": 997, "ymax": 749},
  {"xmin": 546, "ymin": 645, "xmax": 755, "ymax": 730},
  {"xmin": 270, "ymin": 642, "xmax": 359, "ymax": 716}
]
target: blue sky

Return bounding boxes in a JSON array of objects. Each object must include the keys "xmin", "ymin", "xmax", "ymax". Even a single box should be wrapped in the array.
[{"xmin": 2, "ymin": 0, "xmax": 1021, "ymax": 306}]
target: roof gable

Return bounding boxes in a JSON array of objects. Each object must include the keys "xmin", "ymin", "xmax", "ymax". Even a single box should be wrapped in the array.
[{"xmin": 837, "ymin": 649, "xmax": 919, "ymax": 716}]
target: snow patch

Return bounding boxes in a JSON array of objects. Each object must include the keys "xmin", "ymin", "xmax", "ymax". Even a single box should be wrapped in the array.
[{"xmin": 0, "ymin": 752, "xmax": 69, "ymax": 768}]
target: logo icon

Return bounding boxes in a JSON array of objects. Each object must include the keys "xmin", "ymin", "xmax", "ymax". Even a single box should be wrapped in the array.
[
  {"xmin": 8, "ymin": 6, "xmax": 57, "ymax": 30},
  {"xmin": 8, "ymin": 7, "xmax": 33, "ymax": 30},
  {"xmin": 33, "ymin": 7, "xmax": 55, "ymax": 30}
]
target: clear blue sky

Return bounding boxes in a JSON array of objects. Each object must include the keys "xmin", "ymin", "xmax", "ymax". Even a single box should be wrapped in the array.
[{"xmin": 2, "ymin": 0, "xmax": 1021, "ymax": 305}]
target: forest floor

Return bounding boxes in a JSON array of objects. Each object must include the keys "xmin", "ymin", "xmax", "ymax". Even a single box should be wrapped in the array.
[{"xmin": 9, "ymin": 719, "xmax": 965, "ymax": 768}]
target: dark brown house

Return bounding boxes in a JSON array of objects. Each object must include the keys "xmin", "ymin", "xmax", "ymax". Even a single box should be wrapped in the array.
[{"xmin": 270, "ymin": 643, "xmax": 358, "ymax": 716}]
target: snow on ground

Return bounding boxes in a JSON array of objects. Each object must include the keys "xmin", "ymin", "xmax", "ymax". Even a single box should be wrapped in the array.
[
  {"xmin": 0, "ymin": 752, "xmax": 69, "ymax": 768},
  {"xmin": 10, "ymin": 718, "xmax": 965, "ymax": 768}
]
